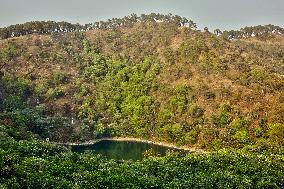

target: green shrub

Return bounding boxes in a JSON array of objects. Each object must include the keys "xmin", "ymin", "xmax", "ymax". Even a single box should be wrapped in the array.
[
  {"xmin": 218, "ymin": 102, "xmax": 232, "ymax": 128},
  {"xmin": 184, "ymin": 128, "xmax": 199, "ymax": 144},
  {"xmin": 268, "ymin": 123, "xmax": 284, "ymax": 146},
  {"xmin": 254, "ymin": 127, "xmax": 263, "ymax": 138},
  {"xmin": 250, "ymin": 66, "xmax": 265, "ymax": 83},
  {"xmin": 46, "ymin": 87, "xmax": 64, "ymax": 99},
  {"xmin": 52, "ymin": 70, "xmax": 68, "ymax": 85},
  {"xmin": 233, "ymin": 129, "xmax": 250, "ymax": 146},
  {"xmin": 188, "ymin": 103, "xmax": 204, "ymax": 118}
]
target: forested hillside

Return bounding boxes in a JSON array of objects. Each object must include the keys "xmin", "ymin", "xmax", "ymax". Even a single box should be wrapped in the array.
[{"xmin": 0, "ymin": 13, "xmax": 284, "ymax": 188}]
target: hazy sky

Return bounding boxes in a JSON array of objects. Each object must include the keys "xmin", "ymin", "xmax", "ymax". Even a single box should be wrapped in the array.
[{"xmin": 0, "ymin": 0, "xmax": 283, "ymax": 30}]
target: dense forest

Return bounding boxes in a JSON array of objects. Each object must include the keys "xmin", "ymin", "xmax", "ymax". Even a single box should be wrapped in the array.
[{"xmin": 0, "ymin": 13, "xmax": 284, "ymax": 188}]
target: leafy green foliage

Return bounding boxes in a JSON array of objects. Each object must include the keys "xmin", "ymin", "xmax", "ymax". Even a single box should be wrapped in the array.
[
  {"xmin": 268, "ymin": 123, "xmax": 284, "ymax": 146},
  {"xmin": 0, "ymin": 139, "xmax": 284, "ymax": 188}
]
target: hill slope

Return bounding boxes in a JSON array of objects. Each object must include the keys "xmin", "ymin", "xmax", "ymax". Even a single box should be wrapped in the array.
[{"xmin": 0, "ymin": 14, "xmax": 283, "ymax": 150}]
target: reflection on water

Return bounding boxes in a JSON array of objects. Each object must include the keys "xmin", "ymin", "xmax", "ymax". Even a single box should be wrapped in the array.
[{"xmin": 70, "ymin": 140, "xmax": 185, "ymax": 160}]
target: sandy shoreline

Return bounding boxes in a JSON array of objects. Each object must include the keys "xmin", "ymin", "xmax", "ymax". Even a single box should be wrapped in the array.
[{"xmin": 53, "ymin": 137, "xmax": 206, "ymax": 153}]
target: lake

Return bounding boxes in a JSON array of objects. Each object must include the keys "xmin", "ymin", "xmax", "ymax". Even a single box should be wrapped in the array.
[{"xmin": 69, "ymin": 140, "xmax": 186, "ymax": 160}]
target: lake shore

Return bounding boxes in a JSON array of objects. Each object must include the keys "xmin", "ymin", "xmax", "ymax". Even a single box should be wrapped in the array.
[{"xmin": 53, "ymin": 137, "xmax": 206, "ymax": 153}]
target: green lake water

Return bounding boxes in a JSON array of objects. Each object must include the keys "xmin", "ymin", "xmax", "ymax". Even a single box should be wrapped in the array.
[{"xmin": 70, "ymin": 140, "xmax": 185, "ymax": 160}]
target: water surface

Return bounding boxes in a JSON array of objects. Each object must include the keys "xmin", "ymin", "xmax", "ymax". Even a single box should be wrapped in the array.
[{"xmin": 70, "ymin": 140, "xmax": 185, "ymax": 160}]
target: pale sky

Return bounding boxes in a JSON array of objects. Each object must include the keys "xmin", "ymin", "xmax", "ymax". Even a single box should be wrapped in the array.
[{"xmin": 0, "ymin": 0, "xmax": 283, "ymax": 30}]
